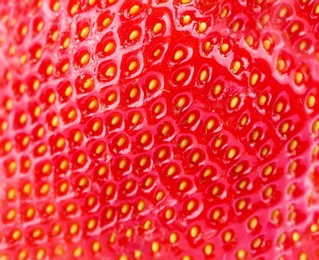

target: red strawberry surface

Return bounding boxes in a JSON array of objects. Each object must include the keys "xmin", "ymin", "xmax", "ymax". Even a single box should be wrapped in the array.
[{"xmin": 1, "ymin": 0, "xmax": 319, "ymax": 259}]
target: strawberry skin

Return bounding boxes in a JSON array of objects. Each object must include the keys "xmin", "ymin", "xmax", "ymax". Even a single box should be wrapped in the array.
[{"xmin": 1, "ymin": 0, "xmax": 319, "ymax": 259}]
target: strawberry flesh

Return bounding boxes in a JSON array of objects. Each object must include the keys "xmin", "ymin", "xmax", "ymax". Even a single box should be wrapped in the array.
[{"xmin": 1, "ymin": 0, "xmax": 319, "ymax": 259}]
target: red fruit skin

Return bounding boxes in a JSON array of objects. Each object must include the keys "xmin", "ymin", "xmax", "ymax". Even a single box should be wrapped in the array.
[{"xmin": 1, "ymin": 0, "xmax": 319, "ymax": 260}]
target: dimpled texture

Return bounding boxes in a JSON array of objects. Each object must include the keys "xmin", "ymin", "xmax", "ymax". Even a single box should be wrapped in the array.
[{"xmin": 0, "ymin": 0, "xmax": 319, "ymax": 259}]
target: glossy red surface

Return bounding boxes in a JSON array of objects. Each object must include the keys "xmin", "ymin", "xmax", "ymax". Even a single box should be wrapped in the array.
[{"xmin": 0, "ymin": 0, "xmax": 319, "ymax": 259}]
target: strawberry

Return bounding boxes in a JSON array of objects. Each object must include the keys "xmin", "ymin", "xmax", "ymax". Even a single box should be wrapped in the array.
[{"xmin": 1, "ymin": 0, "xmax": 319, "ymax": 259}]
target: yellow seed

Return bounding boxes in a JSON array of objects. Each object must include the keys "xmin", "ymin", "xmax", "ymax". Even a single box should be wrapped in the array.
[
  {"xmin": 105, "ymin": 66, "xmax": 115, "ymax": 77},
  {"xmin": 7, "ymin": 209, "xmax": 16, "ymax": 220},
  {"xmin": 4, "ymin": 141, "xmax": 12, "ymax": 153},
  {"xmin": 53, "ymin": 1, "xmax": 60, "ymax": 11},
  {"xmin": 84, "ymin": 78, "xmax": 93, "ymax": 89},
  {"xmin": 46, "ymin": 63, "xmax": 54, "ymax": 76},
  {"xmin": 129, "ymin": 4, "xmax": 140, "ymax": 15},
  {"xmin": 182, "ymin": 15, "xmax": 191, "ymax": 24},
  {"xmin": 21, "ymin": 25, "xmax": 28, "ymax": 36},
  {"xmin": 237, "ymin": 249, "xmax": 247, "ymax": 259},
  {"xmin": 153, "ymin": 23, "xmax": 163, "ymax": 33},
  {"xmin": 174, "ymin": 50, "xmax": 184, "ymax": 61},
  {"xmin": 252, "ymin": 237, "xmax": 262, "ymax": 248},
  {"xmin": 52, "ymin": 30, "xmax": 59, "ymax": 42},
  {"xmin": 215, "ymin": 138, "xmax": 222, "ymax": 148},
  {"xmin": 20, "ymin": 54, "xmax": 27, "ymax": 64},
  {"xmin": 315, "ymin": 3, "xmax": 319, "ymax": 14},
  {"xmin": 277, "ymin": 58, "xmax": 285, "ymax": 72},
  {"xmin": 80, "ymin": 53, "xmax": 90, "ymax": 65},
  {"xmin": 33, "ymin": 228, "xmax": 42, "ymax": 238},
  {"xmin": 119, "ymin": 159, "xmax": 127, "ymax": 169},
  {"xmin": 158, "ymin": 148, "xmax": 166, "ymax": 159},
  {"xmin": 130, "ymin": 87, "xmax": 138, "ymax": 99},
  {"xmin": 289, "ymin": 139, "xmax": 298, "ymax": 151},
  {"xmin": 276, "ymin": 101, "xmax": 284, "ymax": 113},
  {"xmin": 187, "ymin": 200, "xmax": 196, "ymax": 211},
  {"xmin": 232, "ymin": 61, "xmax": 241, "ymax": 73},
  {"xmin": 176, "ymin": 71, "xmax": 186, "ymax": 82},
  {"xmin": 199, "ymin": 69, "xmax": 208, "ymax": 82},
  {"xmin": 36, "ymin": 21, "xmax": 44, "ymax": 32},
  {"xmin": 12, "ymin": 229, "xmax": 22, "ymax": 240},
  {"xmin": 162, "ymin": 124, "xmax": 170, "ymax": 135},
  {"xmin": 245, "ymin": 36, "xmax": 254, "ymax": 47},
  {"xmin": 223, "ymin": 230, "xmax": 233, "ymax": 242},
  {"xmin": 137, "ymin": 200, "xmax": 145, "ymax": 211},
  {"xmin": 312, "ymin": 119, "xmax": 319, "ymax": 133},
  {"xmin": 231, "ymin": 21, "xmax": 240, "ymax": 32},
  {"xmin": 80, "ymin": 26, "xmax": 89, "ymax": 38},
  {"xmin": 281, "ymin": 122, "xmax": 289, "ymax": 134},
  {"xmin": 203, "ymin": 244, "xmax": 213, "ymax": 256},
  {"xmin": 103, "ymin": 17, "xmax": 111, "ymax": 27},
  {"xmin": 230, "ymin": 96, "xmax": 239, "ymax": 109},
  {"xmin": 237, "ymin": 199, "xmax": 246, "ymax": 210},
  {"xmin": 144, "ymin": 220, "xmax": 152, "ymax": 230},
  {"xmin": 187, "ymin": 113, "xmax": 196, "ymax": 124},
  {"xmin": 307, "ymin": 95, "xmax": 316, "ymax": 108},
  {"xmin": 35, "ymin": 48, "xmax": 42, "ymax": 59},
  {"xmin": 5, "ymin": 99, "xmax": 12, "ymax": 111},
  {"xmin": 165, "ymin": 208, "xmax": 173, "ymax": 219},
  {"xmin": 92, "ymin": 241, "xmax": 101, "ymax": 253},
  {"xmin": 129, "ymin": 30, "xmax": 139, "ymax": 41},
  {"xmin": 299, "ymin": 252, "xmax": 308, "ymax": 260},
  {"xmin": 213, "ymin": 84, "xmax": 222, "ymax": 95},
  {"xmin": 250, "ymin": 73, "xmax": 259, "ymax": 86},
  {"xmin": 179, "ymin": 180, "xmax": 188, "ymax": 191},
  {"xmin": 179, "ymin": 138, "xmax": 189, "ymax": 148},
  {"xmin": 181, "ymin": 0, "xmax": 191, "ymax": 4},
  {"xmin": 263, "ymin": 165, "xmax": 273, "ymax": 176},
  {"xmin": 154, "ymin": 48, "xmax": 161, "ymax": 57},
  {"xmin": 263, "ymin": 39, "xmax": 272, "ymax": 51},
  {"xmin": 310, "ymin": 223, "xmax": 319, "ymax": 232},
  {"xmin": 240, "ymin": 115, "xmax": 247, "ymax": 126},
  {"xmin": 294, "ymin": 72, "xmax": 303, "ymax": 84},
  {"xmin": 212, "ymin": 209, "xmax": 221, "ymax": 220},
  {"xmin": 177, "ymin": 97, "xmax": 186, "ymax": 108},
  {"xmin": 88, "ymin": 99, "xmax": 98, "ymax": 110},
  {"xmin": 170, "ymin": 232, "xmax": 178, "ymax": 243},
  {"xmin": 261, "ymin": 146, "xmax": 269, "ymax": 157},
  {"xmin": 104, "ymin": 42, "xmax": 115, "ymax": 53},
  {"xmin": 23, "ymin": 183, "xmax": 32, "ymax": 195},
  {"xmin": 190, "ymin": 226, "xmax": 199, "ymax": 238},
  {"xmin": 227, "ymin": 148, "xmax": 236, "ymax": 159},
  {"xmin": 46, "ymin": 204, "xmax": 55, "ymax": 215},
  {"xmin": 140, "ymin": 133, "xmax": 149, "ymax": 144},
  {"xmin": 156, "ymin": 191, "xmax": 164, "ymax": 201},
  {"xmin": 111, "ymin": 115, "xmax": 121, "ymax": 125},
  {"xmin": 220, "ymin": 43, "xmax": 229, "ymax": 53},
  {"xmin": 63, "ymin": 37, "xmax": 70, "ymax": 49},
  {"xmin": 151, "ymin": 242, "xmax": 160, "ymax": 253},
  {"xmin": 145, "ymin": 177, "xmax": 153, "ymax": 187},
  {"xmin": 292, "ymin": 231, "xmax": 301, "ymax": 242},
  {"xmin": 149, "ymin": 78, "xmax": 158, "ymax": 90},
  {"xmin": 264, "ymin": 186, "xmax": 273, "ymax": 198},
  {"xmin": 70, "ymin": 4, "xmax": 79, "ymax": 15},
  {"xmin": 198, "ymin": 22, "xmax": 207, "ymax": 33},
  {"xmin": 192, "ymin": 152, "xmax": 200, "ymax": 163},
  {"xmin": 291, "ymin": 23, "xmax": 299, "ymax": 33},
  {"xmin": 238, "ymin": 180, "xmax": 247, "ymax": 190},
  {"xmin": 19, "ymin": 249, "xmax": 28, "ymax": 260},
  {"xmin": 154, "ymin": 104, "xmax": 162, "ymax": 114},
  {"xmin": 299, "ymin": 40, "xmax": 307, "ymax": 51},
  {"xmin": 36, "ymin": 248, "xmax": 46, "ymax": 260},
  {"xmin": 87, "ymin": 219, "xmax": 97, "ymax": 230},
  {"xmin": 206, "ymin": 119, "xmax": 215, "ymax": 130},
  {"xmin": 128, "ymin": 60, "xmax": 138, "ymax": 71},
  {"xmin": 167, "ymin": 165, "xmax": 176, "ymax": 176}
]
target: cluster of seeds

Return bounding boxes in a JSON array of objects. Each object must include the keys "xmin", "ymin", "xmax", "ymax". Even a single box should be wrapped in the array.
[{"xmin": 0, "ymin": 0, "xmax": 319, "ymax": 259}]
